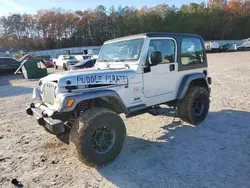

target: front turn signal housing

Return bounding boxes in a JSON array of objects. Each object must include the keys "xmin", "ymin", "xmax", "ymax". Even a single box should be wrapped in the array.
[{"xmin": 66, "ymin": 98, "xmax": 75, "ymax": 108}]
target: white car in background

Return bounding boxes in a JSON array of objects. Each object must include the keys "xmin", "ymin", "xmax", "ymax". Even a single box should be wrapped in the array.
[
  {"xmin": 52, "ymin": 55, "xmax": 79, "ymax": 70},
  {"xmin": 205, "ymin": 41, "xmax": 220, "ymax": 52}
]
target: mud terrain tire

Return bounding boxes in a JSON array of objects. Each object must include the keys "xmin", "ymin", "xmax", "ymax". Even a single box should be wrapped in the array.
[
  {"xmin": 69, "ymin": 108, "xmax": 126, "ymax": 167},
  {"xmin": 177, "ymin": 86, "xmax": 209, "ymax": 125}
]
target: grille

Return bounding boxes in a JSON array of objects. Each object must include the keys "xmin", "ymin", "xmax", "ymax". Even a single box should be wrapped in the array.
[{"xmin": 42, "ymin": 82, "xmax": 57, "ymax": 105}]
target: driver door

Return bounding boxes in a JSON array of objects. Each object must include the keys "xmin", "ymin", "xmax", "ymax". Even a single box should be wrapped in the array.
[{"xmin": 143, "ymin": 38, "xmax": 178, "ymax": 98}]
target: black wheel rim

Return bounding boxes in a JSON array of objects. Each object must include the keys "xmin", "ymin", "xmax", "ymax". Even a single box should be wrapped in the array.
[
  {"xmin": 92, "ymin": 126, "xmax": 116, "ymax": 154},
  {"xmin": 192, "ymin": 97, "xmax": 205, "ymax": 116}
]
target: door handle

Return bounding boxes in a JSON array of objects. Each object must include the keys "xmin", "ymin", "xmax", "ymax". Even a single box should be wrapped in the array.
[{"xmin": 170, "ymin": 64, "xmax": 175, "ymax": 71}]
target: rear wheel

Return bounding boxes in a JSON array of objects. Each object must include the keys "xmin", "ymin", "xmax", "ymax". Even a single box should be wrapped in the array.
[
  {"xmin": 177, "ymin": 86, "xmax": 210, "ymax": 125},
  {"xmin": 54, "ymin": 63, "xmax": 58, "ymax": 69},
  {"xmin": 63, "ymin": 63, "xmax": 68, "ymax": 71},
  {"xmin": 69, "ymin": 108, "xmax": 126, "ymax": 167}
]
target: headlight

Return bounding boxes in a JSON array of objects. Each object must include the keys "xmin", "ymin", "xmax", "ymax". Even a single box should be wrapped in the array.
[{"xmin": 54, "ymin": 97, "xmax": 61, "ymax": 105}]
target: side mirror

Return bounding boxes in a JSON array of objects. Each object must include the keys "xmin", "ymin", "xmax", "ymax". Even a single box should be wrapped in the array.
[{"xmin": 150, "ymin": 51, "xmax": 162, "ymax": 66}]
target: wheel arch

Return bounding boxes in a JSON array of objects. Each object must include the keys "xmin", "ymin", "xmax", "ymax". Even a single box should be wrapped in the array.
[
  {"xmin": 63, "ymin": 89, "xmax": 129, "ymax": 115},
  {"xmin": 94, "ymin": 96, "xmax": 128, "ymax": 115},
  {"xmin": 176, "ymin": 73, "xmax": 209, "ymax": 100}
]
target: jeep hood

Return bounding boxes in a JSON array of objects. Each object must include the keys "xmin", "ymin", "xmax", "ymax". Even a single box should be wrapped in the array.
[{"xmin": 40, "ymin": 68, "xmax": 136, "ymax": 87}]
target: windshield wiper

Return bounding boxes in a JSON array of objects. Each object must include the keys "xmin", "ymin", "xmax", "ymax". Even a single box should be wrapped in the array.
[
  {"xmin": 99, "ymin": 60, "xmax": 110, "ymax": 67},
  {"xmin": 112, "ymin": 59, "xmax": 130, "ymax": 69}
]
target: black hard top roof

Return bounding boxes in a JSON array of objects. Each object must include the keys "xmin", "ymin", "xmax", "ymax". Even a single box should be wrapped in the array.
[{"xmin": 105, "ymin": 32, "xmax": 202, "ymax": 43}]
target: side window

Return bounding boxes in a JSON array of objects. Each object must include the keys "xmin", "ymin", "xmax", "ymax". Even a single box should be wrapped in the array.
[
  {"xmin": 148, "ymin": 39, "xmax": 176, "ymax": 64},
  {"xmin": 181, "ymin": 38, "xmax": 204, "ymax": 65}
]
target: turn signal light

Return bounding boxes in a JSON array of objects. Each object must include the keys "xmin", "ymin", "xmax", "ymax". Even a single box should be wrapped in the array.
[{"xmin": 66, "ymin": 99, "xmax": 75, "ymax": 108}]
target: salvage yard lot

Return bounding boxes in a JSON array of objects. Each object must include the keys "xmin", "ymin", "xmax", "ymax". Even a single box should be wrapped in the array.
[{"xmin": 0, "ymin": 52, "xmax": 250, "ymax": 188}]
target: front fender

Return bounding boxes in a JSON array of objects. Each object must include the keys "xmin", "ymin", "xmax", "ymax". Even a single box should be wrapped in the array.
[
  {"xmin": 176, "ymin": 73, "xmax": 209, "ymax": 100},
  {"xmin": 60, "ymin": 89, "xmax": 128, "ymax": 114}
]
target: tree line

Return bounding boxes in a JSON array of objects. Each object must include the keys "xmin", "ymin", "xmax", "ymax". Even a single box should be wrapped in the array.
[{"xmin": 0, "ymin": 0, "xmax": 249, "ymax": 51}]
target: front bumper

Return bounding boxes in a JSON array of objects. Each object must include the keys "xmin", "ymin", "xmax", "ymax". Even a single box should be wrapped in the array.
[{"xmin": 26, "ymin": 103, "xmax": 65, "ymax": 134}]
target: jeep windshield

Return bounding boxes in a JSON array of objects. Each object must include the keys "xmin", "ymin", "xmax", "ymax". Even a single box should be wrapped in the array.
[{"xmin": 98, "ymin": 38, "xmax": 144, "ymax": 62}]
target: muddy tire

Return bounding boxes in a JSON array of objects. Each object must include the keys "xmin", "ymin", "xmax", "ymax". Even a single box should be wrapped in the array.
[
  {"xmin": 69, "ymin": 108, "xmax": 126, "ymax": 167},
  {"xmin": 177, "ymin": 86, "xmax": 210, "ymax": 125}
]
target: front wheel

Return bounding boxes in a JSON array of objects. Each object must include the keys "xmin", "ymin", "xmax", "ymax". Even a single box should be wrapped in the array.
[
  {"xmin": 69, "ymin": 108, "xmax": 126, "ymax": 167},
  {"xmin": 177, "ymin": 86, "xmax": 210, "ymax": 125},
  {"xmin": 63, "ymin": 63, "xmax": 68, "ymax": 71}
]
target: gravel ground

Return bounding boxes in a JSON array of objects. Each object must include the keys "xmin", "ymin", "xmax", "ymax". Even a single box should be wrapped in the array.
[{"xmin": 0, "ymin": 52, "xmax": 250, "ymax": 188}]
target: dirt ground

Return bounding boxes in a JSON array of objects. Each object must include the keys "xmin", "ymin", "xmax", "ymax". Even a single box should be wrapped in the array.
[{"xmin": 0, "ymin": 52, "xmax": 250, "ymax": 188}]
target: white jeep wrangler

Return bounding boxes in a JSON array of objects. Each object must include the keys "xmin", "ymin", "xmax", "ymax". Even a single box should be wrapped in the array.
[{"xmin": 26, "ymin": 32, "xmax": 211, "ymax": 167}]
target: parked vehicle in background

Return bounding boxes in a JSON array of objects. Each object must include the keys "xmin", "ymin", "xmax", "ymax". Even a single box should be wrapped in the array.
[
  {"xmin": 73, "ymin": 55, "xmax": 96, "ymax": 61},
  {"xmin": 73, "ymin": 55, "xmax": 84, "ymax": 61},
  {"xmin": 0, "ymin": 57, "xmax": 20, "ymax": 73},
  {"xmin": 82, "ymin": 55, "xmax": 93, "ymax": 60},
  {"xmin": 238, "ymin": 38, "xmax": 250, "ymax": 51},
  {"xmin": 40, "ymin": 60, "xmax": 53, "ymax": 68},
  {"xmin": 37, "ymin": 55, "xmax": 53, "ymax": 67},
  {"xmin": 205, "ymin": 41, "xmax": 220, "ymax": 52},
  {"xmin": 237, "ymin": 43, "xmax": 250, "ymax": 51},
  {"xmin": 232, "ymin": 44, "xmax": 237, "ymax": 51},
  {"xmin": 69, "ymin": 58, "xmax": 97, "ymax": 70},
  {"xmin": 204, "ymin": 42, "xmax": 210, "ymax": 51},
  {"xmin": 52, "ymin": 55, "xmax": 79, "ymax": 70},
  {"xmin": 219, "ymin": 43, "xmax": 237, "ymax": 52}
]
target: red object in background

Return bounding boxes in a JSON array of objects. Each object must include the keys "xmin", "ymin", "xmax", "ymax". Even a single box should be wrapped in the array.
[{"xmin": 43, "ymin": 60, "xmax": 53, "ymax": 67}]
